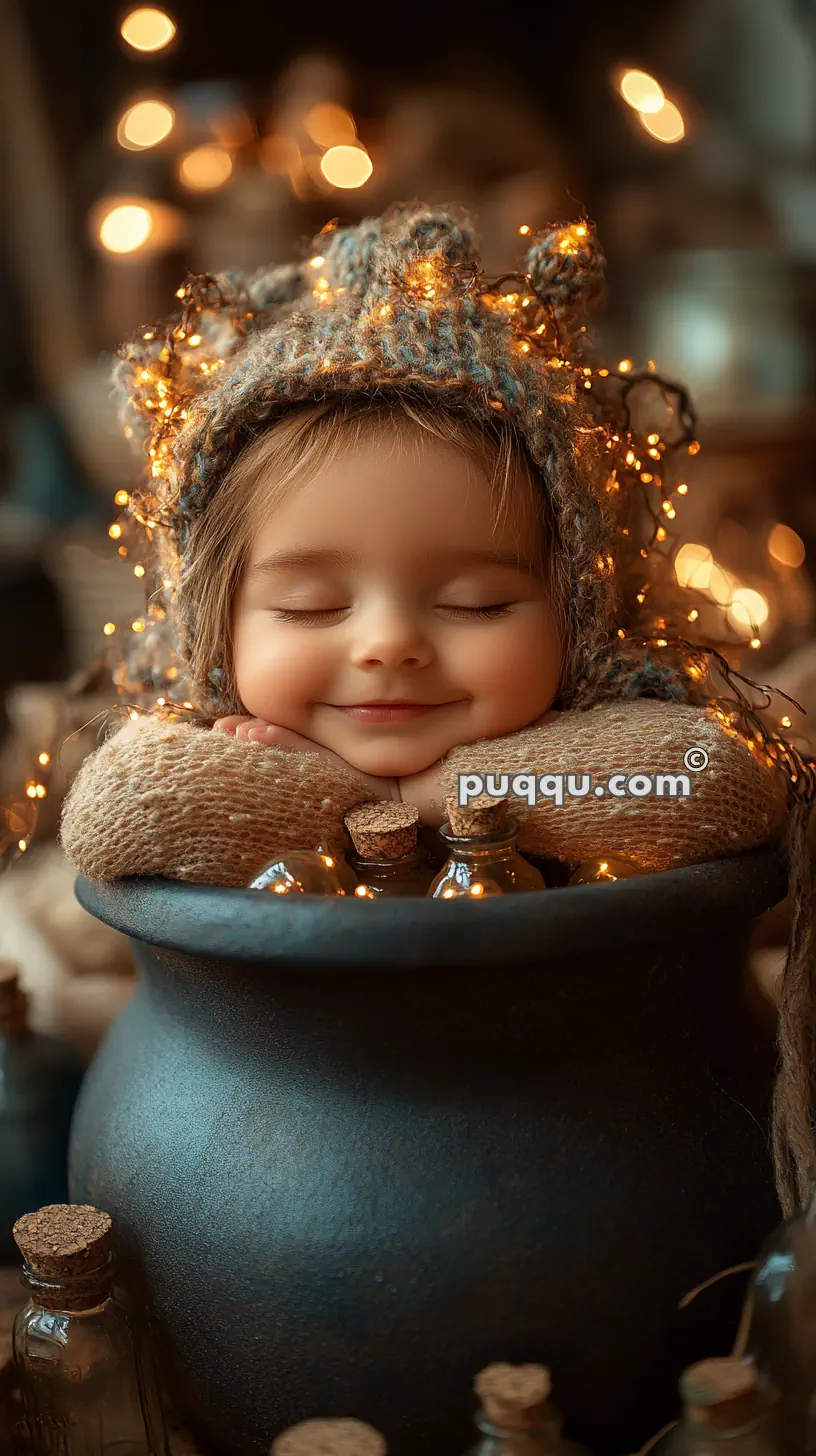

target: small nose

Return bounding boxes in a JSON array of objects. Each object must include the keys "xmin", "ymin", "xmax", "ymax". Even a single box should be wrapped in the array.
[{"xmin": 349, "ymin": 601, "xmax": 434, "ymax": 671}]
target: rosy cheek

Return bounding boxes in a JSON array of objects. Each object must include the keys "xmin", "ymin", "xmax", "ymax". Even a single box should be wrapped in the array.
[{"xmin": 235, "ymin": 619, "xmax": 330, "ymax": 716}]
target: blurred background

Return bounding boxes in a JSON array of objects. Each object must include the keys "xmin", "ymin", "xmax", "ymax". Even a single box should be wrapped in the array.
[{"xmin": 1, "ymin": 0, "xmax": 815, "ymax": 1045}]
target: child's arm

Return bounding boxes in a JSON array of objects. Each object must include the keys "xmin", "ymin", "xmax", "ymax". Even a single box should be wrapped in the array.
[
  {"xmin": 60, "ymin": 715, "xmax": 397, "ymax": 887},
  {"xmin": 400, "ymin": 699, "xmax": 790, "ymax": 872}
]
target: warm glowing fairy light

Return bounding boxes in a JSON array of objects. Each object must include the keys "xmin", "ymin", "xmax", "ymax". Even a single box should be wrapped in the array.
[
  {"xmin": 109, "ymin": 523, "xmax": 123, "ymax": 539},
  {"xmin": 103, "ymin": 622, "xmax": 116, "ymax": 636},
  {"xmin": 618, "ymin": 359, "xmax": 632, "ymax": 373},
  {"xmin": 120, "ymin": 7, "xmax": 176, "ymax": 52},
  {"xmin": 320, "ymin": 145, "xmax": 373, "ymax": 189},
  {"xmin": 727, "ymin": 588, "xmax": 768, "ymax": 636},
  {"xmin": 99, "ymin": 203, "xmax": 153, "ymax": 254},
  {"xmin": 114, "ymin": 489, "xmax": 130, "ymax": 506},
  {"xmin": 675, "ymin": 543, "xmax": 713, "ymax": 590},
  {"xmin": 619, "ymin": 69, "xmax": 665, "ymax": 115},
  {"xmin": 117, "ymin": 99, "xmax": 174, "ymax": 151},
  {"xmin": 640, "ymin": 101, "xmax": 685, "ymax": 144},
  {"xmin": 305, "ymin": 103, "xmax": 357, "ymax": 148},
  {"xmin": 179, "ymin": 146, "xmax": 233, "ymax": 190},
  {"xmin": 768, "ymin": 522, "xmax": 805, "ymax": 569}
]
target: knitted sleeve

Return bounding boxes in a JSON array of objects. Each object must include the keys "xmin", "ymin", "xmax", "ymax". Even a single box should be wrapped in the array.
[
  {"xmin": 437, "ymin": 700, "xmax": 790, "ymax": 873},
  {"xmin": 59, "ymin": 717, "xmax": 393, "ymax": 887}
]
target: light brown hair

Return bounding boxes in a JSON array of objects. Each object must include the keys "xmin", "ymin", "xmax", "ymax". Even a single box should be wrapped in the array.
[{"xmin": 182, "ymin": 391, "xmax": 571, "ymax": 713}]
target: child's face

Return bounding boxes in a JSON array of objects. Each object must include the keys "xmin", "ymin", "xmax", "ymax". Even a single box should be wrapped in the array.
[{"xmin": 232, "ymin": 431, "xmax": 564, "ymax": 778}]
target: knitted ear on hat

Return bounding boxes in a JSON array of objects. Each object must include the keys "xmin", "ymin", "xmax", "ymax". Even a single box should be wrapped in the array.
[
  {"xmin": 320, "ymin": 204, "xmax": 480, "ymax": 304},
  {"xmin": 524, "ymin": 221, "xmax": 605, "ymax": 333}
]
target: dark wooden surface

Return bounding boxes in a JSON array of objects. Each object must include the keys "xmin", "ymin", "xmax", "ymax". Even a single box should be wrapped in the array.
[{"xmin": 0, "ymin": 1266, "xmax": 203, "ymax": 1454}]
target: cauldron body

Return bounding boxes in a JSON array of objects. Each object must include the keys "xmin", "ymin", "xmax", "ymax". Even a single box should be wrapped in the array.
[{"xmin": 70, "ymin": 851, "xmax": 785, "ymax": 1456}]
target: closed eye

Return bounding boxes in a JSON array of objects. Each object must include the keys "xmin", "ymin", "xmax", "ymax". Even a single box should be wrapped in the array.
[
  {"xmin": 268, "ymin": 608, "xmax": 348, "ymax": 624},
  {"xmin": 437, "ymin": 604, "xmax": 515, "ymax": 620},
  {"xmin": 268, "ymin": 604, "xmax": 516, "ymax": 624}
]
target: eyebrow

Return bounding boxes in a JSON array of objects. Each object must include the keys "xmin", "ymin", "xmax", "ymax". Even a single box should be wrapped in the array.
[{"xmin": 247, "ymin": 546, "xmax": 541, "ymax": 577}]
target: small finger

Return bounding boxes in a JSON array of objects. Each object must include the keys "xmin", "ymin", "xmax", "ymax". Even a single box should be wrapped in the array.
[{"xmin": 213, "ymin": 716, "xmax": 245, "ymax": 735}]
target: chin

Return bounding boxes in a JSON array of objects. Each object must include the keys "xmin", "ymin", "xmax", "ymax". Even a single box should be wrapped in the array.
[{"xmin": 344, "ymin": 742, "xmax": 442, "ymax": 779}]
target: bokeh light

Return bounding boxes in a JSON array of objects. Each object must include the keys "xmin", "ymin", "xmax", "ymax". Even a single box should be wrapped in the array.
[
  {"xmin": 120, "ymin": 7, "xmax": 176, "ymax": 52},
  {"xmin": 768, "ymin": 522, "xmax": 806, "ymax": 568},
  {"xmin": 674, "ymin": 543, "xmax": 713, "ymax": 590},
  {"xmin": 320, "ymin": 145, "xmax": 373, "ymax": 189},
  {"xmin": 178, "ymin": 145, "xmax": 234, "ymax": 190},
  {"xmin": 98, "ymin": 203, "xmax": 153, "ymax": 254},
  {"xmin": 117, "ymin": 99, "xmax": 175, "ymax": 151},
  {"xmin": 639, "ymin": 100, "xmax": 685, "ymax": 143},
  {"xmin": 727, "ymin": 588, "xmax": 769, "ymax": 635},
  {"xmin": 305, "ymin": 103, "xmax": 357, "ymax": 148},
  {"xmin": 619, "ymin": 70, "xmax": 665, "ymax": 115}
]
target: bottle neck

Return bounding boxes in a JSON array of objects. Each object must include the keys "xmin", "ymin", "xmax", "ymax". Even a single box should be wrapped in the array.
[
  {"xmin": 21, "ymin": 1254, "xmax": 115, "ymax": 1314},
  {"xmin": 475, "ymin": 1405, "xmax": 554, "ymax": 1438},
  {"xmin": 439, "ymin": 826, "xmax": 520, "ymax": 861},
  {"xmin": 350, "ymin": 851, "xmax": 425, "ymax": 873},
  {"xmin": 686, "ymin": 1408, "xmax": 766, "ymax": 1440}
]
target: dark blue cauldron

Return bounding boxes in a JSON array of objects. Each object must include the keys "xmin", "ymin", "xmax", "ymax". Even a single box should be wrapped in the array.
[{"xmin": 69, "ymin": 848, "xmax": 785, "ymax": 1456}]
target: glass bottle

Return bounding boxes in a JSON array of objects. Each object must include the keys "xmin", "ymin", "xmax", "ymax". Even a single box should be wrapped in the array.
[
  {"xmin": 429, "ymin": 796, "xmax": 547, "ymax": 899},
  {"xmin": 659, "ymin": 1358, "xmax": 775, "ymax": 1456},
  {"xmin": 749, "ymin": 1169, "xmax": 816, "ymax": 1455},
  {"xmin": 567, "ymin": 855, "xmax": 644, "ymax": 886},
  {"xmin": 12, "ymin": 1203, "xmax": 168, "ymax": 1456},
  {"xmin": 314, "ymin": 843, "xmax": 361, "ymax": 896},
  {"xmin": 248, "ymin": 850, "xmax": 349, "ymax": 895},
  {"xmin": 465, "ymin": 1362, "xmax": 591, "ymax": 1455},
  {"xmin": 344, "ymin": 802, "xmax": 435, "ymax": 898},
  {"xmin": 271, "ymin": 1417, "xmax": 387, "ymax": 1455},
  {"xmin": 0, "ymin": 960, "xmax": 86, "ymax": 1264}
]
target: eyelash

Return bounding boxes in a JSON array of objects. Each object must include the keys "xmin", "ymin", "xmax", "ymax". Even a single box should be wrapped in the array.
[{"xmin": 270, "ymin": 604, "xmax": 515, "ymax": 624}]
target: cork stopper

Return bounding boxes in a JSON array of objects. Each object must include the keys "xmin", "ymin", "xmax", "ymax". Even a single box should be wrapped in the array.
[
  {"xmin": 680, "ymin": 1359, "xmax": 761, "ymax": 1431},
  {"xmin": 474, "ymin": 1363, "xmax": 552, "ymax": 1431},
  {"xmin": 13, "ymin": 1204, "xmax": 113, "ymax": 1311},
  {"xmin": 344, "ymin": 802, "xmax": 420, "ymax": 861},
  {"xmin": 446, "ymin": 794, "xmax": 508, "ymax": 838},
  {"xmin": 271, "ymin": 1418, "xmax": 387, "ymax": 1456},
  {"xmin": 0, "ymin": 959, "xmax": 28, "ymax": 1034}
]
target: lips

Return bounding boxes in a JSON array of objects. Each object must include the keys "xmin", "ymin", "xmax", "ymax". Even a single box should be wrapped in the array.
[{"xmin": 330, "ymin": 702, "xmax": 451, "ymax": 723}]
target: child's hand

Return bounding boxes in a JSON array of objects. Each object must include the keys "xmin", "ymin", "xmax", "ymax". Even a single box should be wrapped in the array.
[{"xmin": 212, "ymin": 716, "xmax": 400, "ymax": 802}]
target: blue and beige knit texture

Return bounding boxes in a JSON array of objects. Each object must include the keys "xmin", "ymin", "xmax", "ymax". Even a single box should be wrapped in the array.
[{"xmin": 114, "ymin": 201, "xmax": 704, "ymax": 717}]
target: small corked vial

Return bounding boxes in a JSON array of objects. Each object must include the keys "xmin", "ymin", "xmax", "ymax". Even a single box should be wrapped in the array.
[
  {"xmin": 446, "ymin": 793, "xmax": 508, "ymax": 838},
  {"xmin": 344, "ymin": 802, "xmax": 420, "ymax": 861},
  {"xmin": 474, "ymin": 1362, "xmax": 553, "ymax": 1431},
  {"xmin": 344, "ymin": 802, "xmax": 434, "ymax": 897},
  {"xmin": 0, "ymin": 959, "xmax": 29, "ymax": 1035},
  {"xmin": 271, "ymin": 1417, "xmax": 387, "ymax": 1456},
  {"xmin": 680, "ymin": 1358, "xmax": 763, "ymax": 1431},
  {"xmin": 13, "ymin": 1204, "xmax": 113, "ymax": 1312},
  {"xmin": 430, "ymin": 797, "xmax": 546, "ymax": 898}
]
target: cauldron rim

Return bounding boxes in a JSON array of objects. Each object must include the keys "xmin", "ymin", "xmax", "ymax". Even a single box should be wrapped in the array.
[{"xmin": 75, "ymin": 845, "xmax": 786, "ymax": 969}]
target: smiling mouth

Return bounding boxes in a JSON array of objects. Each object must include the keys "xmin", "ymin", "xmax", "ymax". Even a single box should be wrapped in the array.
[{"xmin": 328, "ymin": 703, "xmax": 458, "ymax": 723}]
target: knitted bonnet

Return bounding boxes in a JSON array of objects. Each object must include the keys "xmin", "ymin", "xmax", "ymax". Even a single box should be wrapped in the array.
[{"xmin": 111, "ymin": 199, "xmax": 806, "ymax": 785}]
